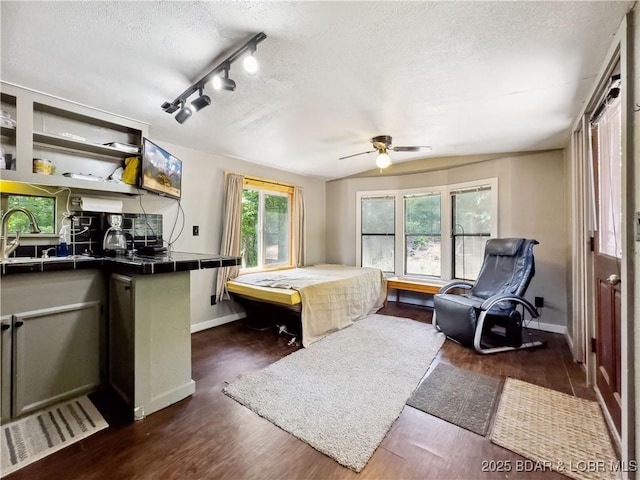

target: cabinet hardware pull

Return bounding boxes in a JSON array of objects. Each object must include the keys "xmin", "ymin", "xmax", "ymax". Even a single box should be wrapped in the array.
[
  {"xmin": 0, "ymin": 324, "xmax": 9, "ymax": 331},
  {"xmin": 124, "ymin": 286, "xmax": 131, "ymax": 291},
  {"xmin": 14, "ymin": 320, "xmax": 24, "ymax": 328}
]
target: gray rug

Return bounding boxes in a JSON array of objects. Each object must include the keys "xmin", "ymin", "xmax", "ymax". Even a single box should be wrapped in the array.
[
  {"xmin": 1, "ymin": 395, "xmax": 108, "ymax": 476},
  {"xmin": 407, "ymin": 362, "xmax": 500, "ymax": 436},
  {"xmin": 223, "ymin": 313, "xmax": 445, "ymax": 472}
]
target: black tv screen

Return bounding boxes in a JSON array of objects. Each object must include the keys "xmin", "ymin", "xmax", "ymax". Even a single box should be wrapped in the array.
[{"xmin": 140, "ymin": 138, "xmax": 182, "ymax": 199}]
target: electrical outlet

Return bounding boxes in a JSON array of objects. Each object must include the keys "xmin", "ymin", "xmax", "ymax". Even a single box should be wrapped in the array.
[
  {"xmin": 193, "ymin": 225, "xmax": 199, "ymax": 236},
  {"xmin": 534, "ymin": 296, "xmax": 544, "ymax": 308},
  {"xmin": 210, "ymin": 295, "xmax": 216, "ymax": 305}
]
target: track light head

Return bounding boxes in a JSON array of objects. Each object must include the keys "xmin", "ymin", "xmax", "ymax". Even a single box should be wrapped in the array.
[
  {"xmin": 191, "ymin": 89, "xmax": 212, "ymax": 111},
  {"xmin": 175, "ymin": 104, "xmax": 193, "ymax": 124},
  {"xmin": 212, "ymin": 68, "xmax": 236, "ymax": 91},
  {"xmin": 243, "ymin": 54, "xmax": 258, "ymax": 75}
]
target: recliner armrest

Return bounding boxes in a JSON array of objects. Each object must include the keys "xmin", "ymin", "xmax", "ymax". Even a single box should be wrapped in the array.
[
  {"xmin": 480, "ymin": 293, "xmax": 539, "ymax": 318},
  {"xmin": 438, "ymin": 281, "xmax": 473, "ymax": 294}
]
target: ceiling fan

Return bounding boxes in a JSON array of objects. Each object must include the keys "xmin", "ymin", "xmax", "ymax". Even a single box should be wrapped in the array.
[{"xmin": 339, "ymin": 135, "xmax": 431, "ymax": 169}]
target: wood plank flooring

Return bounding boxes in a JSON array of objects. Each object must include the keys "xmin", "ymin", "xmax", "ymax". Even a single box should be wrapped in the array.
[{"xmin": 8, "ymin": 303, "xmax": 595, "ymax": 480}]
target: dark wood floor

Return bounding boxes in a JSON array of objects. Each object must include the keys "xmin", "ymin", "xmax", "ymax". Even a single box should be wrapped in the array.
[{"xmin": 9, "ymin": 303, "xmax": 595, "ymax": 480}]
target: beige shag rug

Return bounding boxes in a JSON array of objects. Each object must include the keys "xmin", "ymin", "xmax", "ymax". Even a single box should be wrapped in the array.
[
  {"xmin": 224, "ymin": 314, "xmax": 445, "ymax": 472},
  {"xmin": 491, "ymin": 378, "xmax": 620, "ymax": 480}
]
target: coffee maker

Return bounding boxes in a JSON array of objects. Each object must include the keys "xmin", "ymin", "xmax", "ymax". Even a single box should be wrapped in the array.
[{"xmin": 102, "ymin": 214, "xmax": 131, "ymax": 255}]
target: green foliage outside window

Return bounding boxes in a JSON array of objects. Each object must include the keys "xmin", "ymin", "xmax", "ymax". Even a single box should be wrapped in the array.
[
  {"xmin": 6, "ymin": 195, "xmax": 55, "ymax": 234},
  {"xmin": 241, "ymin": 189, "xmax": 259, "ymax": 268}
]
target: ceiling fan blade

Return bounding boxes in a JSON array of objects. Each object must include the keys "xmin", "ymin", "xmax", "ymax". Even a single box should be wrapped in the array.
[
  {"xmin": 338, "ymin": 149, "xmax": 377, "ymax": 160},
  {"xmin": 390, "ymin": 146, "xmax": 432, "ymax": 152}
]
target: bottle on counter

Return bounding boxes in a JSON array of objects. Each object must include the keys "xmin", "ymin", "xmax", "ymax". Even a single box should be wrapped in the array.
[{"xmin": 57, "ymin": 225, "xmax": 70, "ymax": 257}]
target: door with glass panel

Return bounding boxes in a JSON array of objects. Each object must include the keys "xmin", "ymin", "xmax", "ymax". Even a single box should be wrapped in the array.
[{"xmin": 591, "ymin": 84, "xmax": 622, "ymax": 434}]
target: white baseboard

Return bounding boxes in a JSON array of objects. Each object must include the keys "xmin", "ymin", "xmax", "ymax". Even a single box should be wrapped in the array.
[
  {"xmin": 191, "ymin": 312, "xmax": 246, "ymax": 334},
  {"xmin": 565, "ymin": 331, "xmax": 576, "ymax": 357},
  {"xmin": 524, "ymin": 320, "xmax": 566, "ymax": 335}
]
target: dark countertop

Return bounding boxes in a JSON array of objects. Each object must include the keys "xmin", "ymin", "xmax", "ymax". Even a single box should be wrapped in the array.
[{"xmin": 0, "ymin": 252, "xmax": 241, "ymax": 276}]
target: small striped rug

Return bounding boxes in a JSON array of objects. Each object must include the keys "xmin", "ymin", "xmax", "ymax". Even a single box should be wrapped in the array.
[{"xmin": 1, "ymin": 395, "xmax": 108, "ymax": 476}]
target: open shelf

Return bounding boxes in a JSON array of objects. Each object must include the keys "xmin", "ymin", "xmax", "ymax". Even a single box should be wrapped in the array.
[
  {"xmin": 33, "ymin": 131, "xmax": 139, "ymax": 160},
  {"xmin": 0, "ymin": 169, "xmax": 140, "ymax": 195}
]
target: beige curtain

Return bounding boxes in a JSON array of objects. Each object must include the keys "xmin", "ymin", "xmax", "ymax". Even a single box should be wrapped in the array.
[
  {"xmin": 293, "ymin": 186, "xmax": 306, "ymax": 267},
  {"xmin": 215, "ymin": 173, "xmax": 244, "ymax": 301}
]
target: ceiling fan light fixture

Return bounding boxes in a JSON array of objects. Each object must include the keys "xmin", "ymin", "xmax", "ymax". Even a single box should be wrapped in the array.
[{"xmin": 376, "ymin": 152, "xmax": 392, "ymax": 169}]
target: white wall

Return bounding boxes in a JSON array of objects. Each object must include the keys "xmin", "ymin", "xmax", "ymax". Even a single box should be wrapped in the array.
[
  {"xmin": 120, "ymin": 141, "xmax": 326, "ymax": 328},
  {"xmin": 326, "ymin": 149, "xmax": 568, "ymax": 327}
]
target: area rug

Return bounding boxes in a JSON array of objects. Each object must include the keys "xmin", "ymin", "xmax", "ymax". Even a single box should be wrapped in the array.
[
  {"xmin": 223, "ymin": 313, "xmax": 445, "ymax": 472},
  {"xmin": 406, "ymin": 362, "xmax": 500, "ymax": 436},
  {"xmin": 491, "ymin": 378, "xmax": 620, "ymax": 480},
  {"xmin": 1, "ymin": 395, "xmax": 108, "ymax": 476}
]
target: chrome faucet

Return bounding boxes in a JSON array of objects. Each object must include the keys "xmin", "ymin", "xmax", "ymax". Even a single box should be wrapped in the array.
[{"xmin": 1, "ymin": 207, "xmax": 42, "ymax": 259}]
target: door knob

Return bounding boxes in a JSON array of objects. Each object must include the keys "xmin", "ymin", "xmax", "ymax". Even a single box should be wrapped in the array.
[{"xmin": 607, "ymin": 274, "xmax": 621, "ymax": 285}]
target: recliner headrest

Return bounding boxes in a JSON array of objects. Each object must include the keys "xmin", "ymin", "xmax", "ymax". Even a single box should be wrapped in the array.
[{"xmin": 485, "ymin": 238, "xmax": 524, "ymax": 256}]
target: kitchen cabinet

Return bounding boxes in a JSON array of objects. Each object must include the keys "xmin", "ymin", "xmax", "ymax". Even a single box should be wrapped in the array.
[
  {"xmin": 0, "ymin": 81, "xmax": 148, "ymax": 194},
  {"xmin": 108, "ymin": 271, "xmax": 194, "ymax": 420},
  {"xmin": 0, "ymin": 270, "xmax": 105, "ymax": 421}
]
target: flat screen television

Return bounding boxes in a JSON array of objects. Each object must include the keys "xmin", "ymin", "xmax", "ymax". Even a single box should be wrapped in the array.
[{"xmin": 140, "ymin": 138, "xmax": 182, "ymax": 199}]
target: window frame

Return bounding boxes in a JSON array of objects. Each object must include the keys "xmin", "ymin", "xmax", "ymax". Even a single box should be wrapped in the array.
[
  {"xmin": 360, "ymin": 195, "xmax": 396, "ymax": 273},
  {"xmin": 355, "ymin": 178, "xmax": 498, "ymax": 280},
  {"xmin": 0, "ymin": 192, "xmax": 57, "ymax": 236},
  {"xmin": 240, "ymin": 176, "xmax": 294, "ymax": 273}
]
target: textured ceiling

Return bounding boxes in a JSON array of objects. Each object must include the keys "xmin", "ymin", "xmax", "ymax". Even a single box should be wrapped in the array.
[{"xmin": 0, "ymin": 1, "xmax": 634, "ymax": 179}]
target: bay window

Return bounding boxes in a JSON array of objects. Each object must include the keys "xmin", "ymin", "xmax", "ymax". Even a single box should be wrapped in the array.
[{"xmin": 356, "ymin": 178, "xmax": 497, "ymax": 281}]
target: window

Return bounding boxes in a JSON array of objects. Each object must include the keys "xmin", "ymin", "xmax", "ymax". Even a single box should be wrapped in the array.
[
  {"xmin": 361, "ymin": 196, "xmax": 395, "ymax": 272},
  {"xmin": 4, "ymin": 194, "xmax": 55, "ymax": 234},
  {"xmin": 405, "ymin": 193, "xmax": 441, "ymax": 276},
  {"xmin": 356, "ymin": 179, "xmax": 497, "ymax": 281},
  {"xmin": 451, "ymin": 187, "xmax": 492, "ymax": 280},
  {"xmin": 241, "ymin": 178, "xmax": 292, "ymax": 271}
]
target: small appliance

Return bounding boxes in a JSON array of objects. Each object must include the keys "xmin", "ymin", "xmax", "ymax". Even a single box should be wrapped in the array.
[{"xmin": 102, "ymin": 214, "xmax": 131, "ymax": 255}]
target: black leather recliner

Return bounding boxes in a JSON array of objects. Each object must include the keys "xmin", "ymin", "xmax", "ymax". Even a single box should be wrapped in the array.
[{"xmin": 433, "ymin": 238, "xmax": 545, "ymax": 354}]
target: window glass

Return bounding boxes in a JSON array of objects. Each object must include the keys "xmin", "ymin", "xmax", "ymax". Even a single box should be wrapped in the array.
[
  {"xmin": 405, "ymin": 194, "xmax": 441, "ymax": 276},
  {"xmin": 264, "ymin": 193, "xmax": 290, "ymax": 266},
  {"xmin": 241, "ymin": 186, "xmax": 292, "ymax": 270},
  {"xmin": 361, "ymin": 197, "xmax": 394, "ymax": 272},
  {"xmin": 7, "ymin": 195, "xmax": 55, "ymax": 234},
  {"xmin": 452, "ymin": 188, "xmax": 491, "ymax": 280}
]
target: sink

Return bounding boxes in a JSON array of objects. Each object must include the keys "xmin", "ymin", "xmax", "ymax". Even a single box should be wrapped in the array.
[{"xmin": 1, "ymin": 256, "xmax": 75, "ymax": 264}]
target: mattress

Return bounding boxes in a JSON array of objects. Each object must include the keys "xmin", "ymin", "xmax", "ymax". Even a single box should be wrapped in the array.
[
  {"xmin": 227, "ymin": 265, "xmax": 387, "ymax": 346},
  {"xmin": 226, "ymin": 280, "xmax": 301, "ymax": 306}
]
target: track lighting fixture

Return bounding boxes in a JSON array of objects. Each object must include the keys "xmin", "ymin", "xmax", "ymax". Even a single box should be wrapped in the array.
[
  {"xmin": 191, "ymin": 88, "xmax": 212, "ymax": 111},
  {"xmin": 161, "ymin": 32, "xmax": 266, "ymax": 124},
  {"xmin": 174, "ymin": 103, "xmax": 193, "ymax": 124},
  {"xmin": 212, "ymin": 65, "xmax": 236, "ymax": 91}
]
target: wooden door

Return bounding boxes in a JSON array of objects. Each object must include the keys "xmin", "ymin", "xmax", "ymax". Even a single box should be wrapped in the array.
[{"xmin": 591, "ymin": 95, "xmax": 622, "ymax": 434}]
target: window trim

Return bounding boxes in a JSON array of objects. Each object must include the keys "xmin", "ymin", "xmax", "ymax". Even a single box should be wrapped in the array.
[
  {"xmin": 240, "ymin": 175, "xmax": 294, "ymax": 273},
  {"xmin": 355, "ymin": 177, "xmax": 498, "ymax": 280}
]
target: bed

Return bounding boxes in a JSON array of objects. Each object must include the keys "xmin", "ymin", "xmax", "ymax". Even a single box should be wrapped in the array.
[{"xmin": 227, "ymin": 264, "xmax": 387, "ymax": 346}]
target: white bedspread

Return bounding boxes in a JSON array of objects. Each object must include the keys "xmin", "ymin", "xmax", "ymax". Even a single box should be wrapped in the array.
[{"xmin": 234, "ymin": 265, "xmax": 387, "ymax": 346}]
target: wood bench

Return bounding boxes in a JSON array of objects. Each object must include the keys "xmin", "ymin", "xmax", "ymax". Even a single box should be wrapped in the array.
[{"xmin": 386, "ymin": 277, "xmax": 448, "ymax": 304}]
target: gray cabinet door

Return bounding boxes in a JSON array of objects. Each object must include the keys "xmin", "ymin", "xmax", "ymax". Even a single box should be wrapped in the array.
[
  {"xmin": 13, "ymin": 302, "xmax": 102, "ymax": 418},
  {"xmin": 109, "ymin": 274, "xmax": 133, "ymax": 406},
  {"xmin": 1, "ymin": 315, "xmax": 11, "ymax": 422}
]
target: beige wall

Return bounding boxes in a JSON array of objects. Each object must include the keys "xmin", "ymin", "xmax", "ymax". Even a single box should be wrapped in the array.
[
  {"xmin": 327, "ymin": 149, "xmax": 568, "ymax": 327},
  {"xmin": 120, "ymin": 141, "xmax": 326, "ymax": 329}
]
